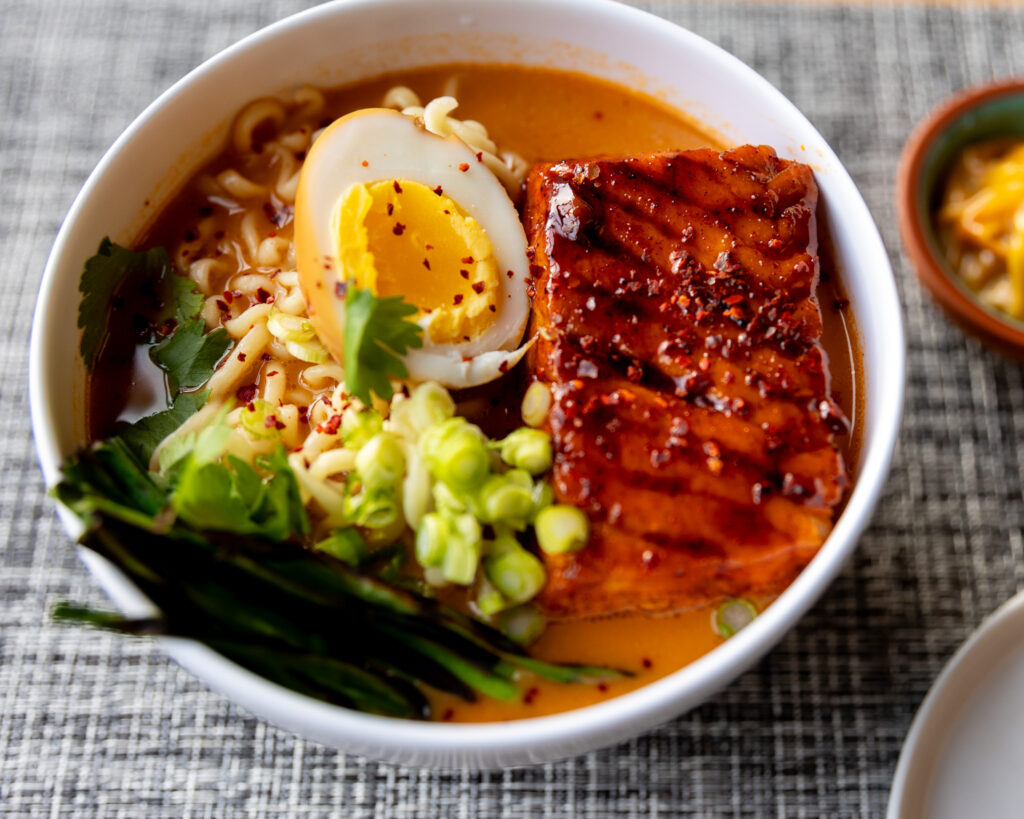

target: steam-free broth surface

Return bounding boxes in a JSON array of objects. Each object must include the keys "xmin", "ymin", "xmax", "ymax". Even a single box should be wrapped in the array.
[{"xmin": 88, "ymin": 64, "xmax": 861, "ymax": 722}]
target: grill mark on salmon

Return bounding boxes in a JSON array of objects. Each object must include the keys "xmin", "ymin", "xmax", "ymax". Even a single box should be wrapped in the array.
[{"xmin": 524, "ymin": 145, "xmax": 849, "ymax": 618}]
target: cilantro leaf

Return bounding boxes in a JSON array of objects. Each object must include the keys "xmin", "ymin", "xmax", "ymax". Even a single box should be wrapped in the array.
[
  {"xmin": 166, "ymin": 274, "xmax": 204, "ymax": 324},
  {"xmin": 150, "ymin": 319, "xmax": 232, "ymax": 395},
  {"xmin": 116, "ymin": 390, "xmax": 210, "ymax": 465},
  {"xmin": 78, "ymin": 238, "xmax": 171, "ymax": 369},
  {"xmin": 171, "ymin": 445, "xmax": 310, "ymax": 542},
  {"xmin": 343, "ymin": 287, "xmax": 423, "ymax": 405}
]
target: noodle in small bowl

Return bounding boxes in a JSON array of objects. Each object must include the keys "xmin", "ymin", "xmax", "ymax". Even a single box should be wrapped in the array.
[{"xmin": 30, "ymin": 0, "xmax": 903, "ymax": 768}]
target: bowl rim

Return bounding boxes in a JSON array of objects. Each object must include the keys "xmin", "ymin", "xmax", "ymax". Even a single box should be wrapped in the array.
[
  {"xmin": 896, "ymin": 76, "xmax": 1024, "ymax": 354},
  {"xmin": 29, "ymin": 0, "xmax": 905, "ymax": 766}
]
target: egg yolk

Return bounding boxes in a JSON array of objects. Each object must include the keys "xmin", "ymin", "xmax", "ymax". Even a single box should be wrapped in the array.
[{"xmin": 331, "ymin": 179, "xmax": 500, "ymax": 344}]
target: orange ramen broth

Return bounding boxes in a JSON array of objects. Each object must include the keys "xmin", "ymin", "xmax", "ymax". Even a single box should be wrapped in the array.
[{"xmin": 89, "ymin": 64, "xmax": 862, "ymax": 723}]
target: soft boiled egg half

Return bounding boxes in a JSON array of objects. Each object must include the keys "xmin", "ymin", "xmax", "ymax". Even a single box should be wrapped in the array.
[{"xmin": 294, "ymin": 108, "xmax": 532, "ymax": 389}]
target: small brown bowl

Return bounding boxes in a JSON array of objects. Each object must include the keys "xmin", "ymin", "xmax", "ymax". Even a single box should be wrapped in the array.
[{"xmin": 896, "ymin": 77, "xmax": 1024, "ymax": 358}]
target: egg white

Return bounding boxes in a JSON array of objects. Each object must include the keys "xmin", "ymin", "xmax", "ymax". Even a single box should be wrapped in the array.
[{"xmin": 295, "ymin": 109, "xmax": 532, "ymax": 388}]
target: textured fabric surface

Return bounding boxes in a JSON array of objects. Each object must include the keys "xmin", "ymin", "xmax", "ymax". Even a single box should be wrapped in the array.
[{"xmin": 4, "ymin": 0, "xmax": 1024, "ymax": 815}]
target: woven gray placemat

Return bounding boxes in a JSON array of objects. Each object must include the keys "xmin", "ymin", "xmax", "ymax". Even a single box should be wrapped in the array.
[{"xmin": 4, "ymin": 0, "xmax": 1024, "ymax": 815}]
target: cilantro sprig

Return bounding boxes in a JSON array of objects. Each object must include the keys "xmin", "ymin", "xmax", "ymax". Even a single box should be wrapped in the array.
[{"xmin": 343, "ymin": 286, "xmax": 423, "ymax": 405}]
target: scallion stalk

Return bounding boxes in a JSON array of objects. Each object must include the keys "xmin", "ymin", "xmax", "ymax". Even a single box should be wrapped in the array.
[
  {"xmin": 484, "ymin": 538, "xmax": 546, "ymax": 604},
  {"xmin": 494, "ymin": 428, "xmax": 552, "ymax": 475},
  {"xmin": 713, "ymin": 598, "xmax": 757, "ymax": 638},
  {"xmin": 521, "ymin": 381, "xmax": 552, "ymax": 428},
  {"xmin": 535, "ymin": 505, "xmax": 589, "ymax": 555},
  {"xmin": 354, "ymin": 432, "xmax": 405, "ymax": 489}
]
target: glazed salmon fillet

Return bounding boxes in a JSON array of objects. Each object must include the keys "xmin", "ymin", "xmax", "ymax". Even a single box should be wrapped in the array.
[{"xmin": 523, "ymin": 145, "xmax": 849, "ymax": 618}]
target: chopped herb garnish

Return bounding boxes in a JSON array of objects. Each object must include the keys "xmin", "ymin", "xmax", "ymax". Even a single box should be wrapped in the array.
[
  {"xmin": 115, "ymin": 390, "xmax": 210, "ymax": 466},
  {"xmin": 343, "ymin": 286, "xmax": 423, "ymax": 405},
  {"xmin": 78, "ymin": 238, "xmax": 172, "ymax": 369},
  {"xmin": 150, "ymin": 319, "xmax": 231, "ymax": 395}
]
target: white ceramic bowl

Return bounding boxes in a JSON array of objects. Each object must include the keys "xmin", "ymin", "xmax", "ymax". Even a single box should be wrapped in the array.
[{"xmin": 29, "ymin": 0, "xmax": 904, "ymax": 768}]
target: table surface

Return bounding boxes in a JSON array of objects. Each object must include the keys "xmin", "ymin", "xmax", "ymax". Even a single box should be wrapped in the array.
[{"xmin": 5, "ymin": 0, "xmax": 1024, "ymax": 816}]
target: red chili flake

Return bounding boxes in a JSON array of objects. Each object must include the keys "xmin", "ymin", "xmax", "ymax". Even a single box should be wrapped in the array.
[
  {"xmin": 525, "ymin": 246, "xmax": 536, "ymax": 260},
  {"xmin": 459, "ymin": 269, "xmax": 469, "ymax": 279},
  {"xmin": 432, "ymin": 185, "xmax": 443, "ymax": 196},
  {"xmin": 597, "ymin": 683, "xmax": 608, "ymax": 693},
  {"xmin": 471, "ymin": 281, "xmax": 485, "ymax": 294},
  {"xmin": 475, "ymin": 151, "xmax": 483, "ymax": 162},
  {"xmin": 461, "ymin": 256, "xmax": 474, "ymax": 264},
  {"xmin": 319, "ymin": 414, "xmax": 342, "ymax": 435},
  {"xmin": 247, "ymin": 401, "xmax": 256, "ymax": 412},
  {"xmin": 361, "ymin": 160, "xmax": 368, "ymax": 167},
  {"xmin": 255, "ymin": 288, "xmax": 272, "ymax": 304},
  {"xmin": 216, "ymin": 299, "xmax": 230, "ymax": 313},
  {"xmin": 529, "ymin": 264, "xmax": 545, "ymax": 278},
  {"xmin": 237, "ymin": 352, "xmax": 246, "ymax": 362},
  {"xmin": 386, "ymin": 202, "xmax": 394, "ymax": 216},
  {"xmin": 297, "ymin": 405, "xmax": 309, "ymax": 424},
  {"xmin": 236, "ymin": 384, "xmax": 258, "ymax": 403},
  {"xmin": 523, "ymin": 687, "xmax": 539, "ymax": 705},
  {"xmin": 222, "ymin": 290, "xmax": 234, "ymax": 304},
  {"xmin": 441, "ymin": 708, "xmax": 455, "ymax": 722},
  {"xmin": 334, "ymin": 281, "xmax": 347, "ymax": 299},
  {"xmin": 425, "ymin": 244, "xmax": 434, "ymax": 250},
  {"xmin": 488, "ymin": 304, "xmax": 496, "ymax": 313},
  {"xmin": 724, "ymin": 294, "xmax": 744, "ymax": 306},
  {"xmin": 641, "ymin": 657, "xmax": 653, "ymax": 669},
  {"xmin": 423, "ymin": 258, "xmax": 431, "ymax": 270},
  {"xmin": 260, "ymin": 352, "xmax": 272, "ymax": 361},
  {"xmin": 453, "ymin": 294, "xmax": 463, "ymax": 305},
  {"xmin": 393, "ymin": 222, "xmax": 406, "ymax": 236},
  {"xmin": 507, "ymin": 270, "xmax": 514, "ymax": 279},
  {"xmin": 265, "ymin": 415, "xmax": 286, "ymax": 431},
  {"xmin": 593, "ymin": 110, "xmax": 604, "ymax": 120},
  {"xmin": 392, "ymin": 180, "xmax": 403, "ymax": 193},
  {"xmin": 267, "ymin": 370, "xmax": 279, "ymax": 377},
  {"xmin": 443, "ymin": 209, "xmax": 450, "ymax": 215},
  {"xmin": 184, "ymin": 228, "xmax": 198, "ymax": 242},
  {"xmin": 498, "ymin": 359, "xmax": 509, "ymax": 373},
  {"xmin": 458, "ymin": 162, "xmax": 470, "ymax": 172}
]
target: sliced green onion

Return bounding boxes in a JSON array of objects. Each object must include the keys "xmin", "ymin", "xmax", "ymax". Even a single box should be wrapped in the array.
[
  {"xmin": 240, "ymin": 399, "xmax": 283, "ymax": 440},
  {"xmin": 535, "ymin": 505, "xmax": 589, "ymax": 555},
  {"xmin": 415, "ymin": 512, "xmax": 448, "ymax": 568},
  {"xmin": 355, "ymin": 432, "xmax": 405, "ymax": 489},
  {"xmin": 474, "ymin": 578, "xmax": 508, "ymax": 617},
  {"xmin": 314, "ymin": 528, "xmax": 367, "ymax": 566},
  {"xmin": 479, "ymin": 474, "xmax": 534, "ymax": 528},
  {"xmin": 420, "ymin": 418, "xmax": 491, "ymax": 491},
  {"xmin": 284, "ymin": 337, "xmax": 330, "ymax": 364},
  {"xmin": 531, "ymin": 480, "xmax": 554, "ymax": 517},
  {"xmin": 713, "ymin": 598, "xmax": 758, "ymax": 638},
  {"xmin": 345, "ymin": 487, "xmax": 399, "ymax": 529},
  {"xmin": 408, "ymin": 381, "xmax": 455, "ymax": 433},
  {"xmin": 521, "ymin": 381, "xmax": 552, "ymax": 428},
  {"xmin": 432, "ymin": 481, "xmax": 467, "ymax": 514},
  {"xmin": 441, "ymin": 512, "xmax": 483, "ymax": 586},
  {"xmin": 494, "ymin": 428, "xmax": 552, "ymax": 475},
  {"xmin": 267, "ymin": 307, "xmax": 316, "ymax": 343},
  {"xmin": 499, "ymin": 604, "xmax": 546, "ymax": 646},
  {"xmin": 484, "ymin": 539, "xmax": 546, "ymax": 604},
  {"xmin": 341, "ymin": 407, "xmax": 383, "ymax": 449}
]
